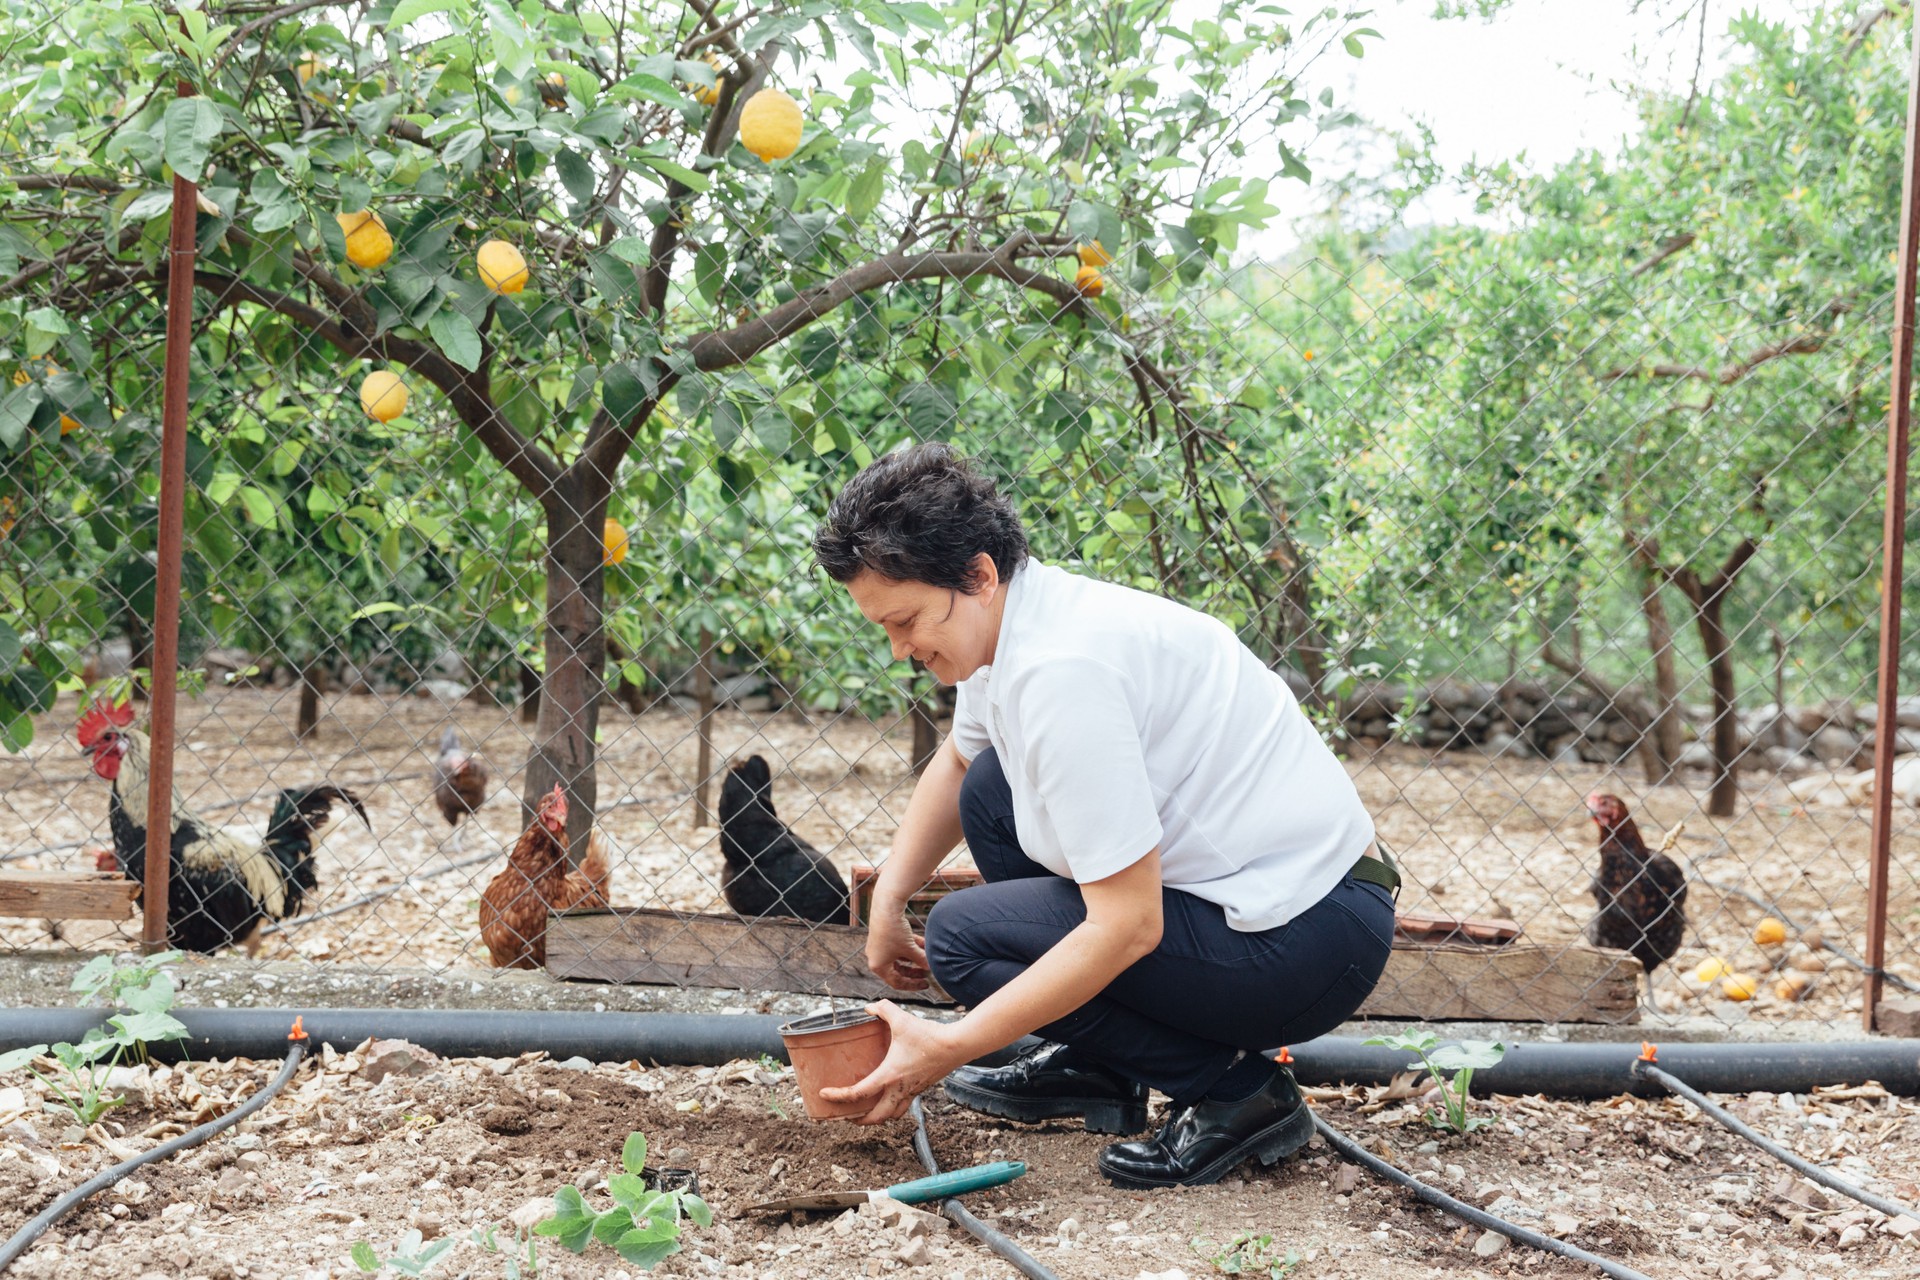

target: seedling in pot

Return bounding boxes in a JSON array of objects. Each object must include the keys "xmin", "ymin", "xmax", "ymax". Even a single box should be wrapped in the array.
[{"xmin": 1362, "ymin": 1031, "xmax": 1506, "ymax": 1135}]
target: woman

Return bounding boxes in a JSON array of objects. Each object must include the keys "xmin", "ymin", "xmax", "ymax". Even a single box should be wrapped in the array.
[{"xmin": 811, "ymin": 443, "xmax": 1395, "ymax": 1188}]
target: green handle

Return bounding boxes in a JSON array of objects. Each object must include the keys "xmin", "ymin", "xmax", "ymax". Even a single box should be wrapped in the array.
[{"xmin": 882, "ymin": 1160, "xmax": 1027, "ymax": 1205}]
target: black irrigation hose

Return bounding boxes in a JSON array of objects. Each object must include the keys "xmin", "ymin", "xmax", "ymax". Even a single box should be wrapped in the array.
[
  {"xmin": 909, "ymin": 1097, "xmax": 1059, "ymax": 1280},
  {"xmin": 1309, "ymin": 1112, "xmax": 1658, "ymax": 1280},
  {"xmin": 0, "ymin": 1029, "xmax": 309, "ymax": 1275},
  {"xmin": 1634, "ymin": 1059, "xmax": 1920, "ymax": 1223}
]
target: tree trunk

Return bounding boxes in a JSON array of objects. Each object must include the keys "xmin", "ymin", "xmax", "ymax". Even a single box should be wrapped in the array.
[
  {"xmin": 1269, "ymin": 530, "xmax": 1328, "ymax": 708},
  {"xmin": 693, "ymin": 627, "xmax": 715, "ymax": 828},
  {"xmin": 518, "ymin": 662, "xmax": 541, "ymax": 723},
  {"xmin": 295, "ymin": 657, "xmax": 326, "ymax": 740},
  {"xmin": 1635, "ymin": 567, "xmax": 1684, "ymax": 780},
  {"xmin": 522, "ymin": 474, "xmax": 608, "ymax": 865},
  {"xmin": 1690, "ymin": 589, "xmax": 1741, "ymax": 817}
]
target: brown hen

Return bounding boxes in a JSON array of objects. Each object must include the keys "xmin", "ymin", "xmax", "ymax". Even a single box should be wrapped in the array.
[
  {"xmin": 1584, "ymin": 791, "xmax": 1688, "ymax": 979},
  {"xmin": 432, "ymin": 726, "xmax": 490, "ymax": 853},
  {"xmin": 479, "ymin": 784, "xmax": 610, "ymax": 969}
]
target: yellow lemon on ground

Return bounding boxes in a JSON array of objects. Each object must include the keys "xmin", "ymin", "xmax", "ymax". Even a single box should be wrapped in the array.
[
  {"xmin": 336, "ymin": 210, "xmax": 393, "ymax": 270},
  {"xmin": 476, "ymin": 239, "xmax": 529, "ymax": 294},
  {"xmin": 1719, "ymin": 972, "xmax": 1757, "ymax": 1002},
  {"xmin": 738, "ymin": 88, "xmax": 804, "ymax": 162},
  {"xmin": 1692, "ymin": 955, "xmax": 1732, "ymax": 983},
  {"xmin": 1073, "ymin": 264, "xmax": 1105, "ymax": 297},
  {"xmin": 1753, "ymin": 917, "xmax": 1788, "ymax": 947},
  {"xmin": 1077, "ymin": 240, "xmax": 1114, "ymax": 268},
  {"xmin": 359, "ymin": 370, "xmax": 409, "ymax": 422},
  {"xmin": 603, "ymin": 519, "xmax": 630, "ymax": 567},
  {"xmin": 1774, "ymin": 973, "xmax": 1812, "ymax": 1001}
]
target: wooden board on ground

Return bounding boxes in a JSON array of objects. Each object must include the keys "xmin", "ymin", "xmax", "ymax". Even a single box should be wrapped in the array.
[
  {"xmin": 0, "ymin": 871, "xmax": 140, "ymax": 921},
  {"xmin": 548, "ymin": 907, "xmax": 1643, "ymax": 1023}
]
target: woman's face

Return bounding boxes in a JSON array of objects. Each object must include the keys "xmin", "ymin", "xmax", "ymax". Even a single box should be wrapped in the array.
[{"xmin": 845, "ymin": 554, "xmax": 1004, "ymax": 686}]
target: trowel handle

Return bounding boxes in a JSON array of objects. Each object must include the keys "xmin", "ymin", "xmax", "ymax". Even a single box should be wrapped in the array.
[{"xmin": 882, "ymin": 1161, "xmax": 1027, "ymax": 1205}]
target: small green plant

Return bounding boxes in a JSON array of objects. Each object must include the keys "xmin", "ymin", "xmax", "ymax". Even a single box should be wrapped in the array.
[
  {"xmin": 1190, "ymin": 1231, "xmax": 1307, "ymax": 1277},
  {"xmin": 470, "ymin": 1224, "xmax": 540, "ymax": 1279},
  {"xmin": 757, "ymin": 1053, "xmax": 788, "ymax": 1119},
  {"xmin": 536, "ymin": 1132, "xmax": 711, "ymax": 1270},
  {"xmin": 349, "ymin": 1230, "xmax": 455, "ymax": 1276},
  {"xmin": 1363, "ymin": 1031, "xmax": 1506, "ymax": 1134},
  {"xmin": 0, "ymin": 950, "xmax": 188, "ymax": 1125}
]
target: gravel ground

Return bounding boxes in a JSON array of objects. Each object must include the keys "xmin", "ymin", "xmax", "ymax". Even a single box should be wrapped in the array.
[{"xmin": 0, "ymin": 1040, "xmax": 1917, "ymax": 1280}]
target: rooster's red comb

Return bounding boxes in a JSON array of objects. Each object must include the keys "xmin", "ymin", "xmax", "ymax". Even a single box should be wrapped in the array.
[{"xmin": 77, "ymin": 701, "xmax": 135, "ymax": 749}]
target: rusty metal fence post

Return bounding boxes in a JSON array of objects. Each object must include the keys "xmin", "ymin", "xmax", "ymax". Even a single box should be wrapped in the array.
[
  {"xmin": 1864, "ymin": 26, "xmax": 1920, "ymax": 1032},
  {"xmin": 142, "ymin": 80, "xmax": 197, "ymax": 952}
]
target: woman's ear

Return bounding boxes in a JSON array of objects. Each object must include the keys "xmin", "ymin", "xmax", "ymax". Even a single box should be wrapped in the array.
[{"xmin": 967, "ymin": 551, "xmax": 1000, "ymax": 597}]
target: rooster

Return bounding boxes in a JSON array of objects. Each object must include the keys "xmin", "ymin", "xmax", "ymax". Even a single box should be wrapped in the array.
[
  {"xmin": 78, "ymin": 702, "xmax": 368, "ymax": 955},
  {"xmin": 431, "ymin": 726, "xmax": 490, "ymax": 853},
  {"xmin": 478, "ymin": 784, "xmax": 611, "ymax": 969},
  {"xmin": 718, "ymin": 755, "xmax": 849, "ymax": 924},
  {"xmin": 1584, "ymin": 791, "xmax": 1688, "ymax": 980}
]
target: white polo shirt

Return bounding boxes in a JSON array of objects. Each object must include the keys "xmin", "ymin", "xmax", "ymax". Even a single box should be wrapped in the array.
[{"xmin": 948, "ymin": 560, "xmax": 1374, "ymax": 932}]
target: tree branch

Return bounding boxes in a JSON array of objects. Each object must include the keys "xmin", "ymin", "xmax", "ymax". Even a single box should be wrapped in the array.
[
  {"xmin": 1601, "ymin": 332, "xmax": 1824, "ymax": 385},
  {"xmin": 1628, "ymin": 231, "xmax": 1696, "ymax": 277}
]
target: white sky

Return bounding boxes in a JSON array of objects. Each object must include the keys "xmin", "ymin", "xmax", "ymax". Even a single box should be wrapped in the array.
[{"xmin": 1248, "ymin": 0, "xmax": 1813, "ymax": 255}]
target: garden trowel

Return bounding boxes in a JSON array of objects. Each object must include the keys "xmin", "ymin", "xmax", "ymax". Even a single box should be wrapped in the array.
[{"xmin": 744, "ymin": 1160, "xmax": 1026, "ymax": 1212}]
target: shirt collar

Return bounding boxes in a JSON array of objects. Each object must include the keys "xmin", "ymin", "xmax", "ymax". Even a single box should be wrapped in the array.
[{"xmin": 984, "ymin": 558, "xmax": 1037, "ymax": 694}]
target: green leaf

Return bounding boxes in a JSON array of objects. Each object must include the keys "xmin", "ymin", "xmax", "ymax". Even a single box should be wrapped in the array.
[
  {"xmin": 162, "ymin": 98, "xmax": 224, "ymax": 183},
  {"xmin": 680, "ymin": 1193, "xmax": 713, "ymax": 1228},
  {"xmin": 237, "ymin": 486, "xmax": 278, "ymax": 530},
  {"xmin": 611, "ymin": 1233, "xmax": 680, "ymax": 1269},
  {"xmin": 349, "ymin": 601, "xmax": 405, "ymax": 620},
  {"xmin": 694, "ymin": 243, "xmax": 727, "ymax": 305},
  {"xmin": 0, "ymin": 1045, "xmax": 48, "ymax": 1073},
  {"xmin": 0, "ymin": 384, "xmax": 38, "ymax": 450},
  {"xmin": 111, "ymin": 1010, "xmax": 188, "ymax": 1045},
  {"xmin": 752, "ymin": 403, "xmax": 792, "ymax": 455},
  {"xmin": 603, "ymin": 361, "xmax": 656, "ymax": 424},
  {"xmin": 534, "ymin": 1186, "xmax": 596, "ymax": 1253},
  {"xmin": 389, "ymin": 0, "xmax": 465, "ymax": 28},
  {"xmin": 1427, "ymin": 1040, "xmax": 1505, "ymax": 1073},
  {"xmin": 622, "ymin": 1132, "xmax": 648, "ymax": 1176},
  {"xmin": 428, "ymin": 308, "xmax": 484, "ymax": 372},
  {"xmin": 607, "ymin": 74, "xmax": 682, "ymax": 107},
  {"xmin": 1065, "ymin": 199, "xmax": 1103, "ymax": 241},
  {"xmin": 632, "ymin": 154, "xmax": 709, "ymax": 191},
  {"xmin": 556, "ymin": 149, "xmax": 597, "ymax": 205},
  {"xmin": 847, "ymin": 155, "xmax": 887, "ymax": 221},
  {"xmin": 604, "ymin": 238, "xmax": 651, "ymax": 265},
  {"xmin": 710, "ymin": 397, "xmax": 743, "ymax": 449},
  {"xmin": 0, "ymin": 620, "xmax": 19, "ymax": 669},
  {"xmin": 350, "ymin": 1241, "xmax": 381, "ymax": 1272},
  {"xmin": 576, "ymin": 105, "xmax": 630, "ymax": 145}
]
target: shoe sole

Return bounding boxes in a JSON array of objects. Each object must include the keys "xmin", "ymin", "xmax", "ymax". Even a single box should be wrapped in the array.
[
  {"xmin": 1095, "ymin": 1102, "xmax": 1315, "ymax": 1189},
  {"xmin": 943, "ymin": 1078, "xmax": 1149, "ymax": 1136}
]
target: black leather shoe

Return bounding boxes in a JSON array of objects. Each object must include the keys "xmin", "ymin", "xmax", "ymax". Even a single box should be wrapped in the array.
[
  {"xmin": 944, "ymin": 1042, "xmax": 1149, "ymax": 1135},
  {"xmin": 1096, "ymin": 1065, "xmax": 1312, "ymax": 1188}
]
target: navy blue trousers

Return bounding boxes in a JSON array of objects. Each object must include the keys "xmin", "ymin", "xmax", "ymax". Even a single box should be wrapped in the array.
[{"xmin": 923, "ymin": 747, "xmax": 1394, "ymax": 1106}]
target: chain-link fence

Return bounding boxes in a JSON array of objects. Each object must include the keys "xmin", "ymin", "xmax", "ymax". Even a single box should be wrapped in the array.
[{"xmin": 1, "ymin": 0, "xmax": 1916, "ymax": 1031}]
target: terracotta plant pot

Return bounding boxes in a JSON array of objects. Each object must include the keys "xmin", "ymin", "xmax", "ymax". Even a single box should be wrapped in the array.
[{"xmin": 780, "ymin": 1009, "xmax": 890, "ymax": 1121}]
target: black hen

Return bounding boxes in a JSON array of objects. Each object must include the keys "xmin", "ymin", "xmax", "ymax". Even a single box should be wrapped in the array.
[
  {"xmin": 1584, "ymin": 791, "xmax": 1688, "ymax": 977},
  {"xmin": 718, "ymin": 755, "xmax": 849, "ymax": 924}
]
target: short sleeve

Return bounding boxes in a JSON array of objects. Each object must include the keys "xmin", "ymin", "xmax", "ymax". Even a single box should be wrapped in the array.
[
  {"xmin": 1007, "ymin": 658, "xmax": 1163, "ymax": 882},
  {"xmin": 948, "ymin": 671, "xmax": 993, "ymax": 763}
]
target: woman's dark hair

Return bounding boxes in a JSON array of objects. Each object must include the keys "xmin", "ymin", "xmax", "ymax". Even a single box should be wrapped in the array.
[{"xmin": 813, "ymin": 443, "xmax": 1028, "ymax": 591}]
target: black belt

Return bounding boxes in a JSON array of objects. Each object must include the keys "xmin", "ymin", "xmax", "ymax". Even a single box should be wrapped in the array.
[{"xmin": 1350, "ymin": 843, "xmax": 1402, "ymax": 894}]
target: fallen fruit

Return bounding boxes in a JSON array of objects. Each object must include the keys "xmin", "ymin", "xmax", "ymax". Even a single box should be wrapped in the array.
[
  {"xmin": 335, "ymin": 210, "xmax": 393, "ymax": 270},
  {"xmin": 476, "ymin": 239, "xmax": 530, "ymax": 294},
  {"xmin": 603, "ymin": 519, "xmax": 630, "ymax": 567},
  {"xmin": 359, "ymin": 370, "xmax": 409, "ymax": 422},
  {"xmin": 1693, "ymin": 956, "xmax": 1732, "ymax": 983},
  {"xmin": 1774, "ymin": 973, "xmax": 1812, "ymax": 1001},
  {"xmin": 1720, "ymin": 972, "xmax": 1757, "ymax": 1002},
  {"xmin": 1753, "ymin": 917, "xmax": 1788, "ymax": 947},
  {"xmin": 1073, "ymin": 264, "xmax": 1105, "ymax": 297},
  {"xmin": 738, "ymin": 88, "xmax": 804, "ymax": 162}
]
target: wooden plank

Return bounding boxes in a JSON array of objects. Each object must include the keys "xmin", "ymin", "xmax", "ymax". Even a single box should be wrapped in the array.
[
  {"xmin": 0, "ymin": 872, "xmax": 140, "ymax": 921},
  {"xmin": 1362, "ymin": 943, "xmax": 1643, "ymax": 1025},
  {"xmin": 549, "ymin": 907, "xmax": 1643, "ymax": 1024}
]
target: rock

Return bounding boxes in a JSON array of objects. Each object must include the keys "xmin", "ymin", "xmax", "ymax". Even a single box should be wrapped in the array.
[
  {"xmin": 1876, "ymin": 997, "xmax": 1920, "ymax": 1038},
  {"xmin": 1473, "ymin": 1230, "xmax": 1509, "ymax": 1258},
  {"xmin": 1107, "ymin": 1219, "xmax": 1131, "ymax": 1234},
  {"xmin": 360, "ymin": 1040, "xmax": 440, "ymax": 1085},
  {"xmin": 352, "ymin": 1171, "xmax": 380, "ymax": 1188},
  {"xmin": 160, "ymin": 1202, "xmax": 196, "ymax": 1224},
  {"xmin": 875, "ymin": 1198, "xmax": 944, "ymax": 1237},
  {"xmin": 1058, "ymin": 1216, "xmax": 1082, "ymax": 1238},
  {"xmin": 509, "ymin": 1198, "xmax": 555, "ymax": 1232},
  {"xmin": 1838, "ymin": 1223, "xmax": 1869, "ymax": 1248},
  {"xmin": 1548, "ymin": 1213, "xmax": 1581, "ymax": 1236},
  {"xmin": 1882, "ymin": 1215, "xmax": 1920, "ymax": 1239},
  {"xmin": 1333, "ymin": 1165, "xmax": 1360, "ymax": 1195},
  {"xmin": 111, "ymin": 1179, "xmax": 152, "ymax": 1205},
  {"xmin": 1811, "ymin": 727, "xmax": 1862, "ymax": 767},
  {"xmin": 234, "ymin": 1152, "xmax": 268, "ymax": 1173},
  {"xmin": 895, "ymin": 1236, "xmax": 931, "ymax": 1267}
]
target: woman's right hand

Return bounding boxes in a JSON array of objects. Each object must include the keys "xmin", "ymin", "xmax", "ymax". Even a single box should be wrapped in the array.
[{"xmin": 867, "ymin": 910, "xmax": 931, "ymax": 992}]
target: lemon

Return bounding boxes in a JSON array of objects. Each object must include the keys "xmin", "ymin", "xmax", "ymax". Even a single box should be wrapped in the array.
[
  {"xmin": 1692, "ymin": 955, "xmax": 1732, "ymax": 983},
  {"xmin": 738, "ymin": 88, "xmax": 804, "ymax": 162},
  {"xmin": 476, "ymin": 239, "xmax": 530, "ymax": 294},
  {"xmin": 1753, "ymin": 917, "xmax": 1788, "ymax": 947},
  {"xmin": 359, "ymin": 370, "xmax": 409, "ymax": 422},
  {"xmin": 1773, "ymin": 973, "xmax": 1812, "ymax": 1001},
  {"xmin": 15, "ymin": 360, "xmax": 81, "ymax": 433},
  {"xmin": 295, "ymin": 57, "xmax": 322, "ymax": 86},
  {"xmin": 1073, "ymin": 264, "xmax": 1105, "ymax": 298},
  {"xmin": 603, "ymin": 519, "xmax": 630, "ymax": 567},
  {"xmin": 1077, "ymin": 240, "xmax": 1113, "ymax": 268},
  {"xmin": 336, "ymin": 210, "xmax": 393, "ymax": 270},
  {"xmin": 691, "ymin": 53, "xmax": 722, "ymax": 106},
  {"xmin": 1719, "ymin": 972, "xmax": 1757, "ymax": 1002}
]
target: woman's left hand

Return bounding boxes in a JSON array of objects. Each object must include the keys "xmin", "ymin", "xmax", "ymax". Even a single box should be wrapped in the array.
[{"xmin": 816, "ymin": 1001, "xmax": 966, "ymax": 1125}]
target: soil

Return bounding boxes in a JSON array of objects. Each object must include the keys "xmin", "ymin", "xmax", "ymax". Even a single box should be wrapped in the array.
[
  {"xmin": 0, "ymin": 1044, "xmax": 1915, "ymax": 1280},
  {"xmin": 3, "ymin": 687, "xmax": 1917, "ymax": 1030}
]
